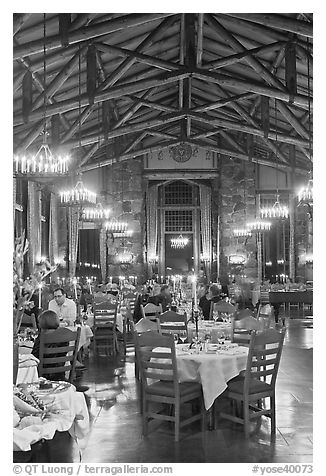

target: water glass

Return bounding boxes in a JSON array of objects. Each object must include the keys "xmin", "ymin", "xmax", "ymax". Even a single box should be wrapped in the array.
[{"xmin": 179, "ymin": 331, "xmax": 187, "ymax": 344}]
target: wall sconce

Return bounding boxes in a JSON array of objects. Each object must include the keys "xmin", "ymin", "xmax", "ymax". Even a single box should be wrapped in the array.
[
  {"xmin": 229, "ymin": 254, "xmax": 246, "ymax": 265},
  {"xmin": 148, "ymin": 254, "xmax": 159, "ymax": 264}
]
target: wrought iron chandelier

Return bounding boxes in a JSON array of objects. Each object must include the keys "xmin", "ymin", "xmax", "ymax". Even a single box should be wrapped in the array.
[
  {"xmin": 13, "ymin": 14, "xmax": 70, "ymax": 178},
  {"xmin": 104, "ymin": 220, "xmax": 128, "ymax": 233},
  {"xmin": 233, "ymin": 228, "xmax": 252, "ymax": 238},
  {"xmin": 170, "ymin": 234, "xmax": 189, "ymax": 249},
  {"xmin": 60, "ymin": 179, "xmax": 97, "ymax": 206},
  {"xmin": 260, "ymin": 100, "xmax": 289, "ymax": 220},
  {"xmin": 246, "ymin": 220, "xmax": 272, "ymax": 232},
  {"xmin": 260, "ymin": 198, "xmax": 289, "ymax": 219},
  {"xmin": 82, "ymin": 205, "xmax": 111, "ymax": 221},
  {"xmin": 298, "ymin": 178, "xmax": 313, "ymax": 206}
]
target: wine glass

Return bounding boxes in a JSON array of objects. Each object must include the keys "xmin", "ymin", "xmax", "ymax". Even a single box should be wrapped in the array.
[
  {"xmin": 179, "ymin": 331, "xmax": 187, "ymax": 344},
  {"xmin": 213, "ymin": 310, "xmax": 219, "ymax": 324},
  {"xmin": 217, "ymin": 330, "xmax": 225, "ymax": 345}
]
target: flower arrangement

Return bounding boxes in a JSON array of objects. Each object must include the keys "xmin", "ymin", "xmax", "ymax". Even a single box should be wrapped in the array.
[{"xmin": 13, "ymin": 231, "xmax": 57, "ymax": 333}]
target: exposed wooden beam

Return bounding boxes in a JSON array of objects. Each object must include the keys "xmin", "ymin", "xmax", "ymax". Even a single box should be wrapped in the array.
[
  {"xmin": 188, "ymin": 111, "xmax": 309, "ymax": 148},
  {"xmin": 13, "ymin": 14, "xmax": 175, "ymax": 59},
  {"xmin": 95, "ymin": 43, "xmax": 182, "ymax": 72},
  {"xmin": 78, "ymin": 143, "xmax": 101, "ymax": 168},
  {"xmin": 65, "ymin": 112, "xmax": 186, "ymax": 148},
  {"xmin": 226, "ymin": 13, "xmax": 313, "ymax": 38},
  {"xmin": 96, "ymin": 15, "xmax": 177, "ymax": 93},
  {"xmin": 13, "ymin": 14, "xmax": 32, "ymax": 36},
  {"xmin": 193, "ymin": 92, "xmax": 254, "ymax": 112},
  {"xmin": 81, "ymin": 140, "xmax": 180, "ymax": 171},
  {"xmin": 31, "ymin": 46, "xmax": 86, "ymax": 111},
  {"xmin": 193, "ymin": 69, "xmax": 310, "ymax": 109},
  {"xmin": 126, "ymin": 95, "xmax": 177, "ymax": 114},
  {"xmin": 204, "ymin": 41, "xmax": 286, "ymax": 70},
  {"xmin": 196, "ymin": 14, "xmax": 204, "ymax": 67},
  {"xmin": 14, "ymin": 70, "xmax": 188, "ymax": 126},
  {"xmin": 205, "ymin": 15, "xmax": 310, "ymax": 140}
]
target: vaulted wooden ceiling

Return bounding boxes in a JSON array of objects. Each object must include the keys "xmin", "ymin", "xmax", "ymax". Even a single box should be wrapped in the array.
[{"xmin": 13, "ymin": 13, "xmax": 313, "ymax": 175}]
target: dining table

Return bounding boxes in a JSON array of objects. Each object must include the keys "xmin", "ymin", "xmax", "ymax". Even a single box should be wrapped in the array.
[
  {"xmin": 152, "ymin": 343, "xmax": 248, "ymax": 411},
  {"xmin": 13, "ymin": 380, "xmax": 89, "ymax": 452}
]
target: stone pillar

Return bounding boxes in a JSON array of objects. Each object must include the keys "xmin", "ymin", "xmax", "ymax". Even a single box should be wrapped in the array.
[{"xmin": 289, "ymin": 193, "xmax": 296, "ymax": 281}]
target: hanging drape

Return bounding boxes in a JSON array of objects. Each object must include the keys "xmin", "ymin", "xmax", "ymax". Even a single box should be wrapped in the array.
[
  {"xmin": 146, "ymin": 184, "xmax": 158, "ymax": 263},
  {"xmin": 27, "ymin": 181, "xmax": 41, "ymax": 274},
  {"xmin": 68, "ymin": 208, "xmax": 79, "ymax": 277},
  {"xmin": 99, "ymin": 228, "xmax": 107, "ymax": 282},
  {"xmin": 13, "ymin": 177, "xmax": 16, "ymax": 227},
  {"xmin": 49, "ymin": 193, "xmax": 59, "ymax": 264},
  {"xmin": 199, "ymin": 184, "xmax": 212, "ymax": 279}
]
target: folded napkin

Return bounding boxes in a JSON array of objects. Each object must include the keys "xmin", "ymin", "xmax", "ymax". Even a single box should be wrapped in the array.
[
  {"xmin": 217, "ymin": 347, "xmax": 247, "ymax": 355},
  {"xmin": 19, "ymin": 354, "xmax": 39, "ymax": 368}
]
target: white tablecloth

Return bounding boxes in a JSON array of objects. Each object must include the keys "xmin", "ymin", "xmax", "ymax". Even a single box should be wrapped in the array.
[
  {"xmin": 13, "ymin": 383, "xmax": 89, "ymax": 451},
  {"xmin": 251, "ymin": 290, "xmax": 260, "ymax": 306},
  {"xmin": 66, "ymin": 325, "xmax": 93, "ymax": 350},
  {"xmin": 176, "ymin": 345, "xmax": 248, "ymax": 409},
  {"xmin": 17, "ymin": 354, "xmax": 39, "ymax": 384}
]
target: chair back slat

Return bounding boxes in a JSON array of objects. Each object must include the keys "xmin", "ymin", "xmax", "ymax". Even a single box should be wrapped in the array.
[
  {"xmin": 141, "ymin": 303, "xmax": 162, "ymax": 320},
  {"xmin": 135, "ymin": 317, "xmax": 161, "ymax": 333},
  {"xmin": 39, "ymin": 327, "xmax": 81, "ymax": 383},
  {"xmin": 133, "ymin": 331, "xmax": 178, "ymax": 389},
  {"xmin": 159, "ymin": 311, "xmax": 187, "ymax": 335},
  {"xmin": 243, "ymin": 329, "xmax": 285, "ymax": 389}
]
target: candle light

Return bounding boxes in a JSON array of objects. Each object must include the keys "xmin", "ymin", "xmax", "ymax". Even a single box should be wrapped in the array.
[
  {"xmin": 191, "ymin": 274, "xmax": 197, "ymax": 309},
  {"xmin": 38, "ymin": 283, "xmax": 43, "ymax": 308},
  {"xmin": 73, "ymin": 277, "xmax": 78, "ymax": 300}
]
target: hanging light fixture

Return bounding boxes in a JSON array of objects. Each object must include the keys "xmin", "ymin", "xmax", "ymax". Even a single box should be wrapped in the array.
[
  {"xmin": 298, "ymin": 37, "xmax": 313, "ymax": 208},
  {"xmin": 13, "ymin": 14, "xmax": 70, "ymax": 177},
  {"xmin": 59, "ymin": 46, "xmax": 96, "ymax": 207},
  {"xmin": 260, "ymin": 198, "xmax": 289, "ymax": 219},
  {"xmin": 82, "ymin": 205, "xmax": 111, "ymax": 221},
  {"xmin": 171, "ymin": 234, "xmax": 189, "ymax": 249},
  {"xmin": 247, "ymin": 220, "xmax": 272, "ymax": 232},
  {"xmin": 60, "ymin": 178, "xmax": 97, "ymax": 206},
  {"xmin": 104, "ymin": 220, "xmax": 128, "ymax": 233},
  {"xmin": 234, "ymin": 228, "xmax": 252, "ymax": 237},
  {"xmin": 260, "ymin": 99, "xmax": 289, "ymax": 219}
]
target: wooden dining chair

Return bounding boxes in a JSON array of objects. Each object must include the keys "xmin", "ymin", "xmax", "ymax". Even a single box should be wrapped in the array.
[
  {"xmin": 18, "ymin": 313, "xmax": 38, "ymax": 332},
  {"xmin": 124, "ymin": 292, "xmax": 138, "ymax": 331},
  {"xmin": 93, "ymin": 301, "xmax": 118, "ymax": 357},
  {"xmin": 158, "ymin": 310, "xmax": 188, "ymax": 337},
  {"xmin": 38, "ymin": 326, "xmax": 81, "ymax": 383},
  {"xmin": 133, "ymin": 330, "xmax": 205, "ymax": 441},
  {"xmin": 220, "ymin": 328, "xmax": 285, "ymax": 438},
  {"xmin": 140, "ymin": 303, "xmax": 162, "ymax": 321},
  {"xmin": 231, "ymin": 313, "xmax": 263, "ymax": 345},
  {"xmin": 131, "ymin": 318, "xmax": 161, "ymax": 381}
]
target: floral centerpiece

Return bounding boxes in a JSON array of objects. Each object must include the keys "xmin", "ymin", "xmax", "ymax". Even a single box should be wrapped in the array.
[{"xmin": 13, "ymin": 231, "xmax": 57, "ymax": 383}]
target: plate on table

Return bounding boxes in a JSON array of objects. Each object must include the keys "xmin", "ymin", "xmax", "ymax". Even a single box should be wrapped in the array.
[{"xmin": 36, "ymin": 380, "xmax": 71, "ymax": 394}]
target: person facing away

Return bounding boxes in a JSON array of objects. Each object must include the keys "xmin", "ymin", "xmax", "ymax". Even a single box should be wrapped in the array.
[
  {"xmin": 48, "ymin": 287, "xmax": 76, "ymax": 326},
  {"xmin": 32, "ymin": 310, "xmax": 68, "ymax": 381},
  {"xmin": 148, "ymin": 284, "xmax": 172, "ymax": 312},
  {"xmin": 199, "ymin": 284, "xmax": 222, "ymax": 319}
]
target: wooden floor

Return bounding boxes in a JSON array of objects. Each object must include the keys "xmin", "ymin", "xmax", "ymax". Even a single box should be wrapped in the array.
[{"xmin": 15, "ymin": 312, "xmax": 313, "ymax": 463}]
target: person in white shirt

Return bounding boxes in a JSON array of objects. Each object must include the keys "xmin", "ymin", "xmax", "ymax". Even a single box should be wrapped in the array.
[{"xmin": 48, "ymin": 287, "xmax": 76, "ymax": 326}]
